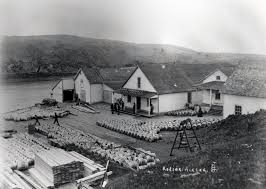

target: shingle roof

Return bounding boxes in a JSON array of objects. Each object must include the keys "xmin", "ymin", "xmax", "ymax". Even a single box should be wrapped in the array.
[
  {"xmin": 99, "ymin": 67, "xmax": 136, "ymax": 82},
  {"xmin": 136, "ymin": 63, "xmax": 235, "ymax": 94},
  {"xmin": 139, "ymin": 64, "xmax": 194, "ymax": 94},
  {"xmin": 75, "ymin": 67, "xmax": 102, "ymax": 84},
  {"xmin": 75, "ymin": 66, "xmax": 136, "ymax": 88},
  {"xmin": 197, "ymin": 81, "xmax": 225, "ymax": 90},
  {"xmin": 223, "ymin": 66, "xmax": 266, "ymax": 98},
  {"xmin": 104, "ymin": 81, "xmax": 125, "ymax": 90},
  {"xmin": 177, "ymin": 64, "xmax": 235, "ymax": 84}
]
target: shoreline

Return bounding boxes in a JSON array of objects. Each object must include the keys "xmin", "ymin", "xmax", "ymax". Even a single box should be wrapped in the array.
[{"xmin": 1, "ymin": 72, "xmax": 75, "ymax": 84}]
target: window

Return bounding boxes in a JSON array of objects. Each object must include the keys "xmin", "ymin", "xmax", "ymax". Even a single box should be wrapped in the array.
[
  {"xmin": 147, "ymin": 98, "xmax": 150, "ymax": 106},
  {"xmin": 137, "ymin": 77, "xmax": 141, "ymax": 88},
  {"xmin": 80, "ymin": 79, "xmax": 84, "ymax": 88},
  {"xmin": 127, "ymin": 95, "xmax": 131, "ymax": 103},
  {"xmin": 235, "ymin": 105, "xmax": 242, "ymax": 115},
  {"xmin": 216, "ymin": 76, "xmax": 221, "ymax": 80},
  {"xmin": 215, "ymin": 92, "xmax": 221, "ymax": 100}
]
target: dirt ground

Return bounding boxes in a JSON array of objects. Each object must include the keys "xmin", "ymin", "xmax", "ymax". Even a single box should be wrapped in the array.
[{"xmin": 1, "ymin": 102, "xmax": 221, "ymax": 162}]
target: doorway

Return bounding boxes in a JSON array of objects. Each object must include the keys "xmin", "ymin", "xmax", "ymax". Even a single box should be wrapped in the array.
[
  {"xmin": 187, "ymin": 92, "xmax": 192, "ymax": 103},
  {"xmin": 63, "ymin": 90, "xmax": 74, "ymax": 102},
  {"xmin": 136, "ymin": 97, "xmax": 141, "ymax": 110}
]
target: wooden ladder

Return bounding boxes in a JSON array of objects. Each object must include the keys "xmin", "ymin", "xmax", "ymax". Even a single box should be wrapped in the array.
[{"xmin": 170, "ymin": 119, "xmax": 201, "ymax": 156}]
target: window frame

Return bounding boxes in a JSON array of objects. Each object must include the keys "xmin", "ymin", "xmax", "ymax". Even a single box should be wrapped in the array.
[
  {"xmin": 137, "ymin": 77, "xmax": 141, "ymax": 88},
  {"xmin": 215, "ymin": 92, "xmax": 221, "ymax": 100},
  {"xmin": 235, "ymin": 105, "xmax": 242, "ymax": 115},
  {"xmin": 216, "ymin": 76, "xmax": 221, "ymax": 80},
  {"xmin": 127, "ymin": 95, "xmax": 131, "ymax": 103}
]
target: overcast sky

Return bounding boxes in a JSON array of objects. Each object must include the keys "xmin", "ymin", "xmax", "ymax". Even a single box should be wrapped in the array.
[{"xmin": 0, "ymin": 0, "xmax": 266, "ymax": 54}]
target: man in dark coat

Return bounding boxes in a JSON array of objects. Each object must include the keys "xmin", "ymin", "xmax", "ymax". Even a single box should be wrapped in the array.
[
  {"xmin": 111, "ymin": 103, "xmax": 114, "ymax": 114},
  {"xmin": 117, "ymin": 103, "xmax": 120, "ymax": 115},
  {"xmin": 197, "ymin": 106, "xmax": 203, "ymax": 117},
  {"xmin": 133, "ymin": 102, "xmax": 136, "ymax": 114},
  {"xmin": 150, "ymin": 103, "xmax": 154, "ymax": 115},
  {"xmin": 53, "ymin": 112, "xmax": 60, "ymax": 126},
  {"xmin": 121, "ymin": 100, "xmax": 124, "ymax": 111}
]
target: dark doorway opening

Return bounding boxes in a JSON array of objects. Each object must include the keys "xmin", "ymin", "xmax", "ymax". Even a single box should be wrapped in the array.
[
  {"xmin": 136, "ymin": 97, "xmax": 141, "ymax": 110},
  {"xmin": 187, "ymin": 92, "xmax": 192, "ymax": 103},
  {"xmin": 63, "ymin": 90, "xmax": 74, "ymax": 102}
]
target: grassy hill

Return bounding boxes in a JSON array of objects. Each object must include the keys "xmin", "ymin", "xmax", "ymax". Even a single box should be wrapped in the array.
[{"xmin": 1, "ymin": 35, "xmax": 266, "ymax": 76}]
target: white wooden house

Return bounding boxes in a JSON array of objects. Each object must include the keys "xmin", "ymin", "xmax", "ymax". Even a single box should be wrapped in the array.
[
  {"xmin": 73, "ymin": 67, "xmax": 136, "ymax": 104},
  {"xmin": 74, "ymin": 68, "xmax": 103, "ymax": 104},
  {"xmin": 117, "ymin": 64, "xmax": 193, "ymax": 115},
  {"xmin": 223, "ymin": 66, "xmax": 266, "ymax": 118},
  {"xmin": 193, "ymin": 69, "xmax": 229, "ymax": 107}
]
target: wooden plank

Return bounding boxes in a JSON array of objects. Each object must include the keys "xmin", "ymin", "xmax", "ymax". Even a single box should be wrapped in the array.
[
  {"xmin": 14, "ymin": 170, "xmax": 44, "ymax": 189},
  {"xmin": 76, "ymin": 171, "xmax": 112, "ymax": 184},
  {"xmin": 28, "ymin": 168, "xmax": 54, "ymax": 189}
]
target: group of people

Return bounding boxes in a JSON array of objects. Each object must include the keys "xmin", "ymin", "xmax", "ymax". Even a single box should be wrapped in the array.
[
  {"xmin": 110, "ymin": 98, "xmax": 125, "ymax": 115},
  {"xmin": 34, "ymin": 112, "xmax": 60, "ymax": 126}
]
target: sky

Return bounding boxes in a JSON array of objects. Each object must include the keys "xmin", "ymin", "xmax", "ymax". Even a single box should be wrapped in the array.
[{"xmin": 0, "ymin": 0, "xmax": 266, "ymax": 54}]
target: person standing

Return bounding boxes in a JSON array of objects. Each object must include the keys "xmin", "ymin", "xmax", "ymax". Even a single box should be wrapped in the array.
[
  {"xmin": 133, "ymin": 102, "xmax": 136, "ymax": 114},
  {"xmin": 121, "ymin": 100, "xmax": 124, "ymax": 111},
  {"xmin": 53, "ymin": 112, "xmax": 60, "ymax": 126},
  {"xmin": 117, "ymin": 103, "xmax": 120, "ymax": 115},
  {"xmin": 150, "ymin": 103, "xmax": 154, "ymax": 115},
  {"xmin": 111, "ymin": 103, "xmax": 114, "ymax": 114},
  {"xmin": 34, "ymin": 115, "xmax": 40, "ymax": 125},
  {"xmin": 197, "ymin": 106, "xmax": 203, "ymax": 117}
]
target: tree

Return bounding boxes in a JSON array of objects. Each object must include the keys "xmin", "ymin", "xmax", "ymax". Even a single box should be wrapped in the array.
[{"xmin": 24, "ymin": 44, "xmax": 46, "ymax": 72}]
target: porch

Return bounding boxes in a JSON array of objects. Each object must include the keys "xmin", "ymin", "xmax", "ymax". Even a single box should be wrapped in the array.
[
  {"xmin": 116, "ymin": 88, "xmax": 158, "ymax": 118},
  {"xmin": 196, "ymin": 81, "xmax": 225, "ymax": 107}
]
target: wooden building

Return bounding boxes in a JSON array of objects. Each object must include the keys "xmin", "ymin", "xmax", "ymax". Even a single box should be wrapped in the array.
[{"xmin": 223, "ymin": 65, "xmax": 266, "ymax": 118}]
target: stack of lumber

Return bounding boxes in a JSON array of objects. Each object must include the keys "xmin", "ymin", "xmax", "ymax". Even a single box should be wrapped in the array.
[
  {"xmin": 0, "ymin": 165, "xmax": 32, "ymax": 189},
  {"xmin": 0, "ymin": 133, "xmax": 51, "ymax": 170},
  {"xmin": 68, "ymin": 151, "xmax": 105, "ymax": 176},
  {"xmin": 34, "ymin": 148, "xmax": 84, "ymax": 187}
]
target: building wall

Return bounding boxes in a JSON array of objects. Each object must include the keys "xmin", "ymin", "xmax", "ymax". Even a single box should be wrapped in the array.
[
  {"xmin": 74, "ymin": 70, "xmax": 91, "ymax": 103},
  {"xmin": 123, "ymin": 68, "xmax": 157, "ymax": 93},
  {"xmin": 62, "ymin": 79, "xmax": 74, "ymax": 90},
  {"xmin": 202, "ymin": 89, "xmax": 223, "ymax": 106},
  {"xmin": 203, "ymin": 70, "xmax": 227, "ymax": 83},
  {"xmin": 52, "ymin": 81, "xmax": 63, "ymax": 102},
  {"xmin": 159, "ymin": 92, "xmax": 187, "ymax": 113},
  {"xmin": 90, "ymin": 84, "xmax": 103, "ymax": 104},
  {"xmin": 223, "ymin": 94, "xmax": 266, "ymax": 118},
  {"xmin": 192, "ymin": 90, "xmax": 203, "ymax": 105}
]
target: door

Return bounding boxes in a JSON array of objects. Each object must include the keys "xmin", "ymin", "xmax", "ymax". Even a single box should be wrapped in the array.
[
  {"xmin": 80, "ymin": 89, "xmax": 86, "ymax": 102},
  {"xmin": 136, "ymin": 97, "xmax": 141, "ymax": 110}
]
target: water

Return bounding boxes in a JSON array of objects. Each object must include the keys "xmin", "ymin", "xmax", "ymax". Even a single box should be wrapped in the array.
[{"xmin": 0, "ymin": 80, "xmax": 57, "ymax": 113}]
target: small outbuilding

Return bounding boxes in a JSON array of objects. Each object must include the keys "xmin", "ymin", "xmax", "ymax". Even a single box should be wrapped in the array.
[{"xmin": 51, "ymin": 77, "xmax": 75, "ymax": 102}]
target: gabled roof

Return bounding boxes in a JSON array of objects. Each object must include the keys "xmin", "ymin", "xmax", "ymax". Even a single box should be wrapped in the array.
[
  {"xmin": 74, "ymin": 66, "xmax": 136, "ymax": 88},
  {"xmin": 223, "ymin": 66, "xmax": 266, "ymax": 98},
  {"xmin": 99, "ymin": 67, "xmax": 136, "ymax": 82},
  {"xmin": 52, "ymin": 75, "xmax": 75, "ymax": 90},
  {"xmin": 177, "ymin": 64, "xmax": 234, "ymax": 85},
  {"xmin": 138, "ymin": 64, "xmax": 194, "ymax": 94},
  {"xmin": 104, "ymin": 81, "xmax": 125, "ymax": 90},
  {"xmin": 74, "ymin": 67, "xmax": 102, "ymax": 84},
  {"xmin": 197, "ymin": 81, "xmax": 225, "ymax": 90}
]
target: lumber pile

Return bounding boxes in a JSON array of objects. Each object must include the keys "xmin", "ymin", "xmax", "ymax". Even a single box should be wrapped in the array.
[
  {"xmin": 34, "ymin": 148, "xmax": 84, "ymax": 187},
  {"xmin": 68, "ymin": 151, "xmax": 105, "ymax": 176},
  {"xmin": 0, "ymin": 165, "xmax": 32, "ymax": 189}
]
